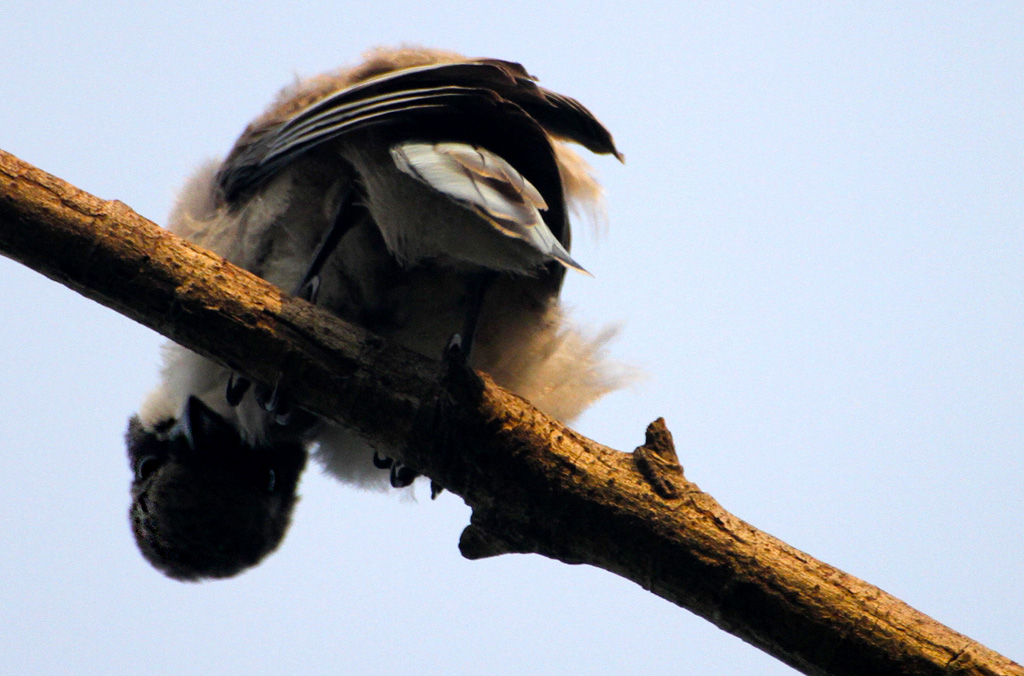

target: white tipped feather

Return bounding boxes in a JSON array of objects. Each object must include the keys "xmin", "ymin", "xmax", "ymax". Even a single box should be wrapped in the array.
[{"xmin": 390, "ymin": 141, "xmax": 587, "ymax": 273}]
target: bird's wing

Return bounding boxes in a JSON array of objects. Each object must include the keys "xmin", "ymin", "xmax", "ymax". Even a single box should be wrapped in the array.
[{"xmin": 217, "ymin": 60, "xmax": 619, "ymax": 202}]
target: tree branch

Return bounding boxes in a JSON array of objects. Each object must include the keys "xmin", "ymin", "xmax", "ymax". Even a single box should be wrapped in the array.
[{"xmin": 1, "ymin": 148, "xmax": 1019, "ymax": 676}]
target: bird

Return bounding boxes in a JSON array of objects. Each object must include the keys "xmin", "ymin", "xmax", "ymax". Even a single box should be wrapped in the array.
[{"xmin": 127, "ymin": 46, "xmax": 627, "ymax": 581}]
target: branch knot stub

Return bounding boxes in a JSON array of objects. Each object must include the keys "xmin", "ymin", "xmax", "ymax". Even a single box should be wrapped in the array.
[
  {"xmin": 459, "ymin": 512, "xmax": 533, "ymax": 561},
  {"xmin": 459, "ymin": 523, "xmax": 517, "ymax": 560},
  {"xmin": 633, "ymin": 417, "xmax": 685, "ymax": 500}
]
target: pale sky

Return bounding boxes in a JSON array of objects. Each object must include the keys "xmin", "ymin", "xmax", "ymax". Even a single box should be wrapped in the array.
[{"xmin": 1, "ymin": 3, "xmax": 1021, "ymax": 675}]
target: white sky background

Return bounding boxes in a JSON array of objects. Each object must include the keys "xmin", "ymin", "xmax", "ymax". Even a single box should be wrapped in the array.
[{"xmin": 1, "ymin": 3, "xmax": 1021, "ymax": 675}]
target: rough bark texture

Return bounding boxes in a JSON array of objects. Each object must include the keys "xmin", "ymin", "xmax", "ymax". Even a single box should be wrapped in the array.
[{"xmin": 1, "ymin": 148, "xmax": 1020, "ymax": 676}]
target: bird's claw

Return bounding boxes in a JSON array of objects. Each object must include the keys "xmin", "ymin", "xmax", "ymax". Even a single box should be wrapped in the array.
[
  {"xmin": 389, "ymin": 462, "xmax": 418, "ymax": 488},
  {"xmin": 254, "ymin": 379, "xmax": 292, "ymax": 426},
  {"xmin": 297, "ymin": 275, "xmax": 321, "ymax": 303},
  {"xmin": 372, "ymin": 451, "xmax": 418, "ymax": 487},
  {"xmin": 226, "ymin": 373, "xmax": 251, "ymax": 407}
]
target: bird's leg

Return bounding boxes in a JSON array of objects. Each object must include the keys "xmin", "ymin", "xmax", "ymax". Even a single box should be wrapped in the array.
[
  {"xmin": 449, "ymin": 270, "xmax": 498, "ymax": 362},
  {"xmin": 228, "ymin": 184, "xmax": 362, "ymax": 411},
  {"xmin": 291, "ymin": 182, "xmax": 362, "ymax": 304},
  {"xmin": 378, "ymin": 273, "xmax": 498, "ymax": 492},
  {"xmin": 415, "ymin": 271, "xmax": 499, "ymax": 498}
]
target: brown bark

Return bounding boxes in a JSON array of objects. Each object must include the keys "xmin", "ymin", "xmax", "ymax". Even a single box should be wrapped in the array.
[{"xmin": 1, "ymin": 148, "xmax": 1020, "ymax": 676}]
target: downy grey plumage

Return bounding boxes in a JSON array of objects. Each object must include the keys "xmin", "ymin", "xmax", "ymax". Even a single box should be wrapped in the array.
[{"xmin": 127, "ymin": 46, "xmax": 628, "ymax": 581}]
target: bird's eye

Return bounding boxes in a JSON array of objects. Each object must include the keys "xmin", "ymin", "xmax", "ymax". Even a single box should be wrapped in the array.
[
  {"xmin": 267, "ymin": 469, "xmax": 276, "ymax": 493},
  {"xmin": 135, "ymin": 455, "xmax": 162, "ymax": 481}
]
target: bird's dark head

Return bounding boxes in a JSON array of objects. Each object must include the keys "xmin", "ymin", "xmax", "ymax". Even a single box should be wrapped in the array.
[{"xmin": 126, "ymin": 396, "xmax": 307, "ymax": 581}]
